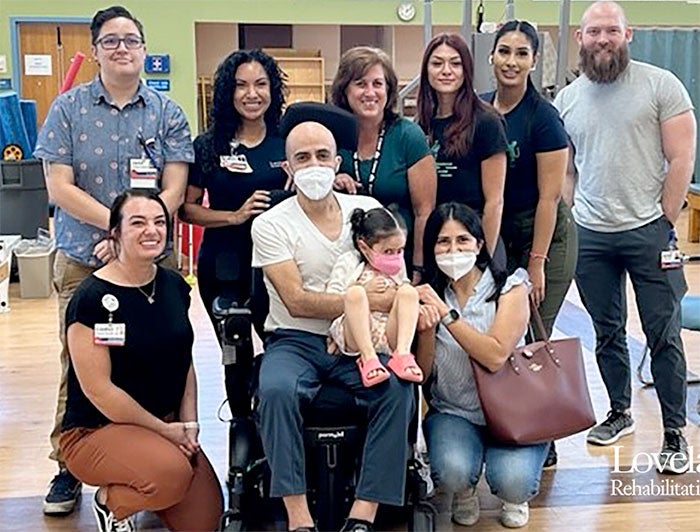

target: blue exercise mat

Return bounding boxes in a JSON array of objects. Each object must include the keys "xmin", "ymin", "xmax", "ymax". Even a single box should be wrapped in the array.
[
  {"xmin": 20, "ymin": 100, "xmax": 38, "ymax": 155},
  {"xmin": 0, "ymin": 92, "xmax": 31, "ymax": 159}
]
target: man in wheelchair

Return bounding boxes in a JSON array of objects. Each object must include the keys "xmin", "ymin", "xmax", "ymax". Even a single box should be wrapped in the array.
[{"xmin": 246, "ymin": 104, "xmax": 416, "ymax": 532}]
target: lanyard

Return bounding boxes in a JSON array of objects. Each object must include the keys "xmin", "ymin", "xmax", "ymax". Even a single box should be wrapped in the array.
[{"xmin": 353, "ymin": 125, "xmax": 385, "ymax": 195}]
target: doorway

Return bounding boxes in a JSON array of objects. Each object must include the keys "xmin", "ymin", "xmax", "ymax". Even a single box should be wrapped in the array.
[{"xmin": 17, "ymin": 21, "xmax": 99, "ymax": 127}]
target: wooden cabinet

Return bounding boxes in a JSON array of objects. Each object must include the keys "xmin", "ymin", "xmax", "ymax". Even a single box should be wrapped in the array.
[
  {"xmin": 265, "ymin": 49, "xmax": 325, "ymax": 104},
  {"xmin": 197, "ymin": 49, "xmax": 325, "ymax": 133}
]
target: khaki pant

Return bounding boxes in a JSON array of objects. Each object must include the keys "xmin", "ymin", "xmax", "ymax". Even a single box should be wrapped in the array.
[
  {"xmin": 61, "ymin": 425, "xmax": 223, "ymax": 530},
  {"xmin": 49, "ymin": 251, "xmax": 96, "ymax": 464}
]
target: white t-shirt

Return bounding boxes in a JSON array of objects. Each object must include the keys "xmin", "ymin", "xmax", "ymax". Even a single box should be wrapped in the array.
[
  {"xmin": 554, "ymin": 60, "xmax": 694, "ymax": 232},
  {"xmin": 251, "ymin": 192, "xmax": 381, "ymax": 335}
]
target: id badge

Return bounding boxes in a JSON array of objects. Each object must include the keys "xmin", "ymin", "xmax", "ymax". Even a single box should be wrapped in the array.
[
  {"xmin": 220, "ymin": 154, "xmax": 253, "ymax": 174},
  {"xmin": 94, "ymin": 323, "xmax": 126, "ymax": 346},
  {"xmin": 130, "ymin": 157, "xmax": 159, "ymax": 188}
]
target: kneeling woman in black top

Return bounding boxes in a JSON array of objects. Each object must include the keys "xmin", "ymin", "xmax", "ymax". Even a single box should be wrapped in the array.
[{"xmin": 60, "ymin": 190, "xmax": 223, "ymax": 532}]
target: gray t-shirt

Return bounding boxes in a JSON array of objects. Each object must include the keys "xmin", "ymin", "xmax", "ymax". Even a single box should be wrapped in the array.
[{"xmin": 554, "ymin": 60, "xmax": 693, "ymax": 232}]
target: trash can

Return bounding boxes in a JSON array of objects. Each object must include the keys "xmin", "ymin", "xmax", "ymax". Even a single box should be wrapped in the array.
[
  {"xmin": 0, "ymin": 159, "xmax": 49, "ymax": 238},
  {"xmin": 13, "ymin": 229, "xmax": 55, "ymax": 298}
]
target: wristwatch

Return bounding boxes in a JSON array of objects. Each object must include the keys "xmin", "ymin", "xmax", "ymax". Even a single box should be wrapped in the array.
[{"xmin": 440, "ymin": 308, "xmax": 460, "ymax": 326}]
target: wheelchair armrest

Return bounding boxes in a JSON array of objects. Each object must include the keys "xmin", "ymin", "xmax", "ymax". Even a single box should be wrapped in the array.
[{"xmin": 213, "ymin": 296, "xmax": 253, "ymax": 319}]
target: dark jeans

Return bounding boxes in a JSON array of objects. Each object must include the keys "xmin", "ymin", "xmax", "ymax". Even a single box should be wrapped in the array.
[
  {"xmin": 503, "ymin": 201, "xmax": 578, "ymax": 339},
  {"xmin": 575, "ymin": 216, "xmax": 687, "ymax": 429},
  {"xmin": 255, "ymin": 329, "xmax": 415, "ymax": 505}
]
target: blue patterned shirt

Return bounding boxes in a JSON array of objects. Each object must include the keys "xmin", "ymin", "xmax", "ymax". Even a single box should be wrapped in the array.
[{"xmin": 34, "ymin": 76, "xmax": 194, "ymax": 266}]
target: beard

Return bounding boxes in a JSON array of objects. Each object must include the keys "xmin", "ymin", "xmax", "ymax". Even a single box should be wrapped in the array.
[{"xmin": 579, "ymin": 43, "xmax": 630, "ymax": 84}]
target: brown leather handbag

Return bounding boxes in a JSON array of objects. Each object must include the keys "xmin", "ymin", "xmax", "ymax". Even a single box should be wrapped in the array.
[{"xmin": 470, "ymin": 300, "xmax": 596, "ymax": 445}]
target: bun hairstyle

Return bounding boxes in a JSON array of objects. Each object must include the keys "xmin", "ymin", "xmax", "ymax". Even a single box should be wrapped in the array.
[{"xmin": 349, "ymin": 206, "xmax": 406, "ymax": 262}]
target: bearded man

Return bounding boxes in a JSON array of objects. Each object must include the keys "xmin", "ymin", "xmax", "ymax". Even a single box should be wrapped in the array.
[{"xmin": 554, "ymin": 1, "xmax": 697, "ymax": 473}]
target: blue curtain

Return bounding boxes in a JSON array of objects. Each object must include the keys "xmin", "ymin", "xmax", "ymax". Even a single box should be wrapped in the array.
[{"xmin": 630, "ymin": 28, "xmax": 700, "ymax": 183}]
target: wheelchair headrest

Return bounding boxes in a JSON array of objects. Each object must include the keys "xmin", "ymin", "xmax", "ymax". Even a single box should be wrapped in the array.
[{"xmin": 280, "ymin": 102, "xmax": 358, "ymax": 152}]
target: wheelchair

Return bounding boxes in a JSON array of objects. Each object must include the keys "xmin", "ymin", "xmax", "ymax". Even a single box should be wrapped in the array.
[{"xmin": 212, "ymin": 269, "xmax": 436, "ymax": 532}]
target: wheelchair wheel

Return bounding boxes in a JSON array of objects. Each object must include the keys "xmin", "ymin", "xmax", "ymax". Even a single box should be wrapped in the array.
[{"xmin": 408, "ymin": 501, "xmax": 435, "ymax": 532}]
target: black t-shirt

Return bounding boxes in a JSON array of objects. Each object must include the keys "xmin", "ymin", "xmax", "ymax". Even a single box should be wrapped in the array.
[
  {"xmin": 481, "ymin": 85, "xmax": 568, "ymax": 215},
  {"xmin": 188, "ymin": 132, "xmax": 286, "ymax": 285},
  {"xmin": 62, "ymin": 267, "xmax": 194, "ymax": 431},
  {"xmin": 431, "ymin": 106, "xmax": 507, "ymax": 210}
]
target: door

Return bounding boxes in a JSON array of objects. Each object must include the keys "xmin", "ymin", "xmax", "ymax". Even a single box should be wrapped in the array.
[{"xmin": 18, "ymin": 22, "xmax": 99, "ymax": 128}]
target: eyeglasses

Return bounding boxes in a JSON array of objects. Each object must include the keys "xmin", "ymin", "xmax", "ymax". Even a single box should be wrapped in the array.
[{"xmin": 95, "ymin": 34, "xmax": 144, "ymax": 50}]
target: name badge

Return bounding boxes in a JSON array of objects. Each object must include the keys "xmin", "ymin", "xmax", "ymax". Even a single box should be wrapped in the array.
[
  {"xmin": 130, "ymin": 157, "xmax": 159, "ymax": 188},
  {"xmin": 94, "ymin": 323, "xmax": 126, "ymax": 346},
  {"xmin": 220, "ymin": 154, "xmax": 253, "ymax": 174}
]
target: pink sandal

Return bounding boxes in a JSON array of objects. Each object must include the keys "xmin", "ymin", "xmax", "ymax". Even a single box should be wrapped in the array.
[
  {"xmin": 387, "ymin": 353, "xmax": 424, "ymax": 383},
  {"xmin": 356, "ymin": 357, "xmax": 391, "ymax": 388}
]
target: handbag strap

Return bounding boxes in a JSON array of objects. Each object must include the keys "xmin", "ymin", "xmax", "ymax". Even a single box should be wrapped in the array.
[{"xmin": 528, "ymin": 296, "xmax": 549, "ymax": 343}]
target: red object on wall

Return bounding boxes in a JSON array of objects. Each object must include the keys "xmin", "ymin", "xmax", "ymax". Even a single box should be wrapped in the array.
[
  {"xmin": 177, "ymin": 191, "xmax": 208, "ymax": 269},
  {"xmin": 179, "ymin": 221, "xmax": 204, "ymax": 262},
  {"xmin": 60, "ymin": 52, "xmax": 85, "ymax": 94}
]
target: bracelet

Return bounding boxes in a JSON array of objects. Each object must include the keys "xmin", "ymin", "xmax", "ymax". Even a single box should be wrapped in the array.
[
  {"xmin": 183, "ymin": 421, "xmax": 199, "ymax": 430},
  {"xmin": 413, "ymin": 265, "xmax": 425, "ymax": 274},
  {"xmin": 529, "ymin": 252, "xmax": 550, "ymax": 262}
]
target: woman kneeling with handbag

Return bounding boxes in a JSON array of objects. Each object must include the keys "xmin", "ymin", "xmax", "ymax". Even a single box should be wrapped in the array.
[{"xmin": 416, "ymin": 202, "xmax": 547, "ymax": 529}]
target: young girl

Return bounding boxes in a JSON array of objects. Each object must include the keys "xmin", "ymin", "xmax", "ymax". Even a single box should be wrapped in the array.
[{"xmin": 327, "ymin": 207, "xmax": 424, "ymax": 387}]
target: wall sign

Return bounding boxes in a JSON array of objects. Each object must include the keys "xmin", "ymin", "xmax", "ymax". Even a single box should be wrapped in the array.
[
  {"xmin": 24, "ymin": 54, "xmax": 52, "ymax": 76},
  {"xmin": 145, "ymin": 79, "xmax": 170, "ymax": 91},
  {"xmin": 145, "ymin": 54, "xmax": 170, "ymax": 74},
  {"xmin": 0, "ymin": 78, "xmax": 12, "ymax": 90}
]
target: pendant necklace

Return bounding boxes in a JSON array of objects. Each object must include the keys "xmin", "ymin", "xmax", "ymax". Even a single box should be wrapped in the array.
[
  {"xmin": 136, "ymin": 277, "xmax": 156, "ymax": 304},
  {"xmin": 119, "ymin": 262, "xmax": 156, "ymax": 304}
]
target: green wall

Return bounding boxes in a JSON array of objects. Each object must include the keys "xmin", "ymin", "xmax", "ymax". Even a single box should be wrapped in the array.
[{"xmin": 2, "ymin": 0, "xmax": 699, "ymax": 129}]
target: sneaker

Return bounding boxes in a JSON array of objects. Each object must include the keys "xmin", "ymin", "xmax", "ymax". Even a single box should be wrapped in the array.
[
  {"xmin": 93, "ymin": 492, "xmax": 135, "ymax": 532},
  {"xmin": 451, "ymin": 487, "xmax": 479, "ymax": 526},
  {"xmin": 586, "ymin": 410, "xmax": 634, "ymax": 446},
  {"xmin": 543, "ymin": 441, "xmax": 558, "ymax": 469},
  {"xmin": 43, "ymin": 469, "xmax": 82, "ymax": 515},
  {"xmin": 657, "ymin": 428, "xmax": 690, "ymax": 474},
  {"xmin": 500, "ymin": 501, "xmax": 529, "ymax": 528}
]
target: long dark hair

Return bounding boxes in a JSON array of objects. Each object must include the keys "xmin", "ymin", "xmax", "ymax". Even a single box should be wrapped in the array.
[
  {"xmin": 417, "ymin": 33, "xmax": 496, "ymax": 158},
  {"xmin": 331, "ymin": 46, "xmax": 399, "ymax": 126},
  {"xmin": 423, "ymin": 202, "xmax": 506, "ymax": 302},
  {"xmin": 349, "ymin": 206, "xmax": 406, "ymax": 263},
  {"xmin": 199, "ymin": 49, "xmax": 287, "ymax": 173}
]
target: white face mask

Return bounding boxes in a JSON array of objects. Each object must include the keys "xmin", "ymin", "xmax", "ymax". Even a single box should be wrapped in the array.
[
  {"xmin": 293, "ymin": 165, "xmax": 336, "ymax": 201},
  {"xmin": 436, "ymin": 251, "xmax": 477, "ymax": 281}
]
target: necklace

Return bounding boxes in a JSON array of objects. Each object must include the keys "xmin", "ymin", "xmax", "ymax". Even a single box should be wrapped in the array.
[
  {"xmin": 136, "ymin": 277, "xmax": 156, "ymax": 304},
  {"xmin": 117, "ymin": 262, "xmax": 157, "ymax": 304}
]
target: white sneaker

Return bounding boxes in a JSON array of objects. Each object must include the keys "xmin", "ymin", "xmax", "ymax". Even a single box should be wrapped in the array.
[
  {"xmin": 500, "ymin": 501, "xmax": 529, "ymax": 528},
  {"xmin": 93, "ymin": 492, "xmax": 136, "ymax": 532},
  {"xmin": 451, "ymin": 487, "xmax": 479, "ymax": 526}
]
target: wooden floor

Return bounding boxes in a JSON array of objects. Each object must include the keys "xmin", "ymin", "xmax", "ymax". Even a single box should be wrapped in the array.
[{"xmin": 1, "ymin": 209, "xmax": 699, "ymax": 532}]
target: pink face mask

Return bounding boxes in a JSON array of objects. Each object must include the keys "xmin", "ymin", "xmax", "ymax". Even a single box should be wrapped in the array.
[{"xmin": 369, "ymin": 250, "xmax": 404, "ymax": 276}]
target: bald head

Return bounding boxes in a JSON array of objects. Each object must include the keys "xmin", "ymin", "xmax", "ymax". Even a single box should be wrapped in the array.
[
  {"xmin": 285, "ymin": 121, "xmax": 337, "ymax": 161},
  {"xmin": 282, "ymin": 121, "xmax": 341, "ymax": 195},
  {"xmin": 581, "ymin": 1, "xmax": 627, "ymax": 30}
]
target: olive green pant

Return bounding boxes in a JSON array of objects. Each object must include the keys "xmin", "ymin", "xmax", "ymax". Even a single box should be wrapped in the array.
[{"xmin": 502, "ymin": 202, "xmax": 578, "ymax": 339}]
